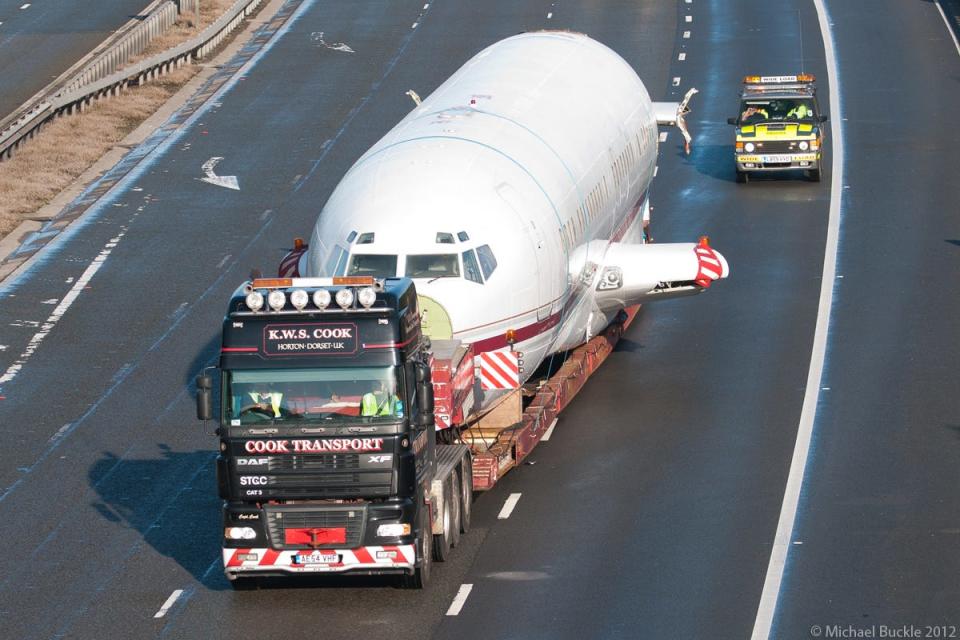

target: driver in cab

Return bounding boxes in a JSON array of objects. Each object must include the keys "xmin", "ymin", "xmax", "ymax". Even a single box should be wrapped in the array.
[{"xmin": 247, "ymin": 385, "xmax": 284, "ymax": 418}]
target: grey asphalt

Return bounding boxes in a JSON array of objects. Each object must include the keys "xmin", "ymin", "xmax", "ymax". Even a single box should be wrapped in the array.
[
  {"xmin": 0, "ymin": 0, "xmax": 955, "ymax": 639},
  {"xmin": 0, "ymin": 0, "xmax": 152, "ymax": 118}
]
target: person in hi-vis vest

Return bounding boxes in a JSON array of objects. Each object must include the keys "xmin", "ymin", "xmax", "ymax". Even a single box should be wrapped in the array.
[
  {"xmin": 248, "ymin": 387, "xmax": 283, "ymax": 418},
  {"xmin": 361, "ymin": 381, "xmax": 398, "ymax": 417}
]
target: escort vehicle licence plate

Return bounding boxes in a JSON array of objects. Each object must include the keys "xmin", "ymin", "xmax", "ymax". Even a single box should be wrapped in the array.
[
  {"xmin": 762, "ymin": 154, "xmax": 795, "ymax": 163},
  {"xmin": 294, "ymin": 551, "xmax": 339, "ymax": 564}
]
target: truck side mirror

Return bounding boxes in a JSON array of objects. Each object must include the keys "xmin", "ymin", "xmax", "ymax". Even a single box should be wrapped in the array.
[
  {"xmin": 196, "ymin": 374, "xmax": 213, "ymax": 421},
  {"xmin": 415, "ymin": 362, "xmax": 433, "ymax": 415},
  {"xmin": 727, "ymin": 117, "xmax": 738, "ymax": 125}
]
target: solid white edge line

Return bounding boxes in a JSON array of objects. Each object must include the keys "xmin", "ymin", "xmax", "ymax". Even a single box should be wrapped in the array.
[
  {"xmin": 934, "ymin": 1, "xmax": 960, "ymax": 57},
  {"xmin": 497, "ymin": 493, "xmax": 522, "ymax": 519},
  {"xmin": 154, "ymin": 589, "xmax": 184, "ymax": 618},
  {"xmin": 542, "ymin": 418, "xmax": 558, "ymax": 441},
  {"xmin": 749, "ymin": 0, "xmax": 844, "ymax": 638},
  {"xmin": 446, "ymin": 583, "xmax": 474, "ymax": 616}
]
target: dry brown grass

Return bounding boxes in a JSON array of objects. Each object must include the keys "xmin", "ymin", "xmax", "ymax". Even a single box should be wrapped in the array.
[{"xmin": 0, "ymin": 0, "xmax": 238, "ymax": 238}]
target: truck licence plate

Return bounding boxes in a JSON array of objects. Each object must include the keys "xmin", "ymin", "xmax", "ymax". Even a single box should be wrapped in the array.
[
  {"xmin": 762, "ymin": 154, "xmax": 795, "ymax": 163},
  {"xmin": 294, "ymin": 551, "xmax": 340, "ymax": 564}
]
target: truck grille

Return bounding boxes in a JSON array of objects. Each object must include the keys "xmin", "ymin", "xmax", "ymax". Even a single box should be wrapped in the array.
[
  {"xmin": 265, "ymin": 507, "xmax": 364, "ymax": 549},
  {"xmin": 267, "ymin": 454, "xmax": 360, "ymax": 472}
]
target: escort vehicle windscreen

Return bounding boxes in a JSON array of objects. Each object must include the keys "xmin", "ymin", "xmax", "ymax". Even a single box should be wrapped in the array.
[{"xmin": 738, "ymin": 97, "xmax": 817, "ymax": 124}]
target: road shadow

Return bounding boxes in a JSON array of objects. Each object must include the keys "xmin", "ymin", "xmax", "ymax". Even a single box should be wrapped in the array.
[{"xmin": 946, "ymin": 239, "xmax": 960, "ymax": 247}]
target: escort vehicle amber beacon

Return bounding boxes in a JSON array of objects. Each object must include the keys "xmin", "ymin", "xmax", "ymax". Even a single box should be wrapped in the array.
[{"xmin": 727, "ymin": 74, "xmax": 828, "ymax": 183}]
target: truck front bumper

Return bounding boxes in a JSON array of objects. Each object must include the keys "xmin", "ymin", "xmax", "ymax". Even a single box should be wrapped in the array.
[
  {"xmin": 736, "ymin": 152, "xmax": 819, "ymax": 171},
  {"xmin": 223, "ymin": 545, "xmax": 416, "ymax": 579}
]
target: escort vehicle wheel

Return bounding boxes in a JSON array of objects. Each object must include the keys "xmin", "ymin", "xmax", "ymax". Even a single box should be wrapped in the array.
[
  {"xmin": 736, "ymin": 169, "xmax": 748, "ymax": 183},
  {"xmin": 459, "ymin": 459, "xmax": 472, "ymax": 534},
  {"xmin": 807, "ymin": 167, "xmax": 821, "ymax": 182},
  {"xmin": 449, "ymin": 472, "xmax": 462, "ymax": 549},
  {"xmin": 433, "ymin": 478, "xmax": 454, "ymax": 561},
  {"xmin": 403, "ymin": 505, "xmax": 432, "ymax": 588}
]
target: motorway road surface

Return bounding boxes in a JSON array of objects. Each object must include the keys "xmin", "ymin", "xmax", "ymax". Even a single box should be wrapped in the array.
[
  {"xmin": 0, "ymin": 0, "xmax": 957, "ymax": 638},
  {"xmin": 0, "ymin": 0, "xmax": 152, "ymax": 119}
]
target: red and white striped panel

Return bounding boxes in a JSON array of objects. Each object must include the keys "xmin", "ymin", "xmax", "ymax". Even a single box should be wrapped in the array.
[
  {"xmin": 693, "ymin": 239, "xmax": 724, "ymax": 288},
  {"xmin": 476, "ymin": 351, "xmax": 520, "ymax": 390},
  {"xmin": 223, "ymin": 545, "xmax": 415, "ymax": 574}
]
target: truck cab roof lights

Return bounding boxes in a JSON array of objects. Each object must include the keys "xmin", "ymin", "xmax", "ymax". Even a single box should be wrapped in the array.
[
  {"xmin": 335, "ymin": 288, "xmax": 355, "ymax": 309},
  {"xmin": 357, "ymin": 287, "xmax": 377, "ymax": 308},
  {"xmin": 251, "ymin": 277, "xmax": 293, "ymax": 289},
  {"xmin": 313, "ymin": 289, "xmax": 331, "ymax": 309},
  {"xmin": 245, "ymin": 291, "xmax": 264, "ymax": 312},
  {"xmin": 268, "ymin": 290, "xmax": 286, "ymax": 311},
  {"xmin": 333, "ymin": 276, "xmax": 376, "ymax": 287},
  {"xmin": 290, "ymin": 289, "xmax": 309, "ymax": 310}
]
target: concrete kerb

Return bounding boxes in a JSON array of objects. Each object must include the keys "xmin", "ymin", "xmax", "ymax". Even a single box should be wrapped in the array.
[{"xmin": 0, "ymin": 0, "xmax": 292, "ymax": 284}]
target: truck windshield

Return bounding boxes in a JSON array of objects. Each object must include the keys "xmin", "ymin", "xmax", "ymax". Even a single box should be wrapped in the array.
[{"xmin": 224, "ymin": 367, "xmax": 403, "ymax": 424}]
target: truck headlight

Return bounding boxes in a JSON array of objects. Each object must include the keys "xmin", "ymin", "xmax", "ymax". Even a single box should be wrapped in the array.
[
  {"xmin": 798, "ymin": 141, "xmax": 809, "ymax": 151},
  {"xmin": 267, "ymin": 290, "xmax": 286, "ymax": 311},
  {"xmin": 744, "ymin": 142, "xmax": 755, "ymax": 153},
  {"xmin": 290, "ymin": 289, "xmax": 309, "ymax": 310},
  {"xmin": 245, "ymin": 291, "xmax": 264, "ymax": 312},
  {"xmin": 225, "ymin": 527, "xmax": 257, "ymax": 540},
  {"xmin": 357, "ymin": 287, "xmax": 377, "ymax": 308},
  {"xmin": 313, "ymin": 289, "xmax": 331, "ymax": 309},
  {"xmin": 335, "ymin": 288, "xmax": 354, "ymax": 309},
  {"xmin": 376, "ymin": 523, "xmax": 411, "ymax": 537}
]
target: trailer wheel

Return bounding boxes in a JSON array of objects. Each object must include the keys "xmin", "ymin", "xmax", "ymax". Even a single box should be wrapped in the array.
[
  {"xmin": 448, "ymin": 471, "xmax": 462, "ymax": 549},
  {"xmin": 433, "ymin": 477, "xmax": 455, "ymax": 561},
  {"xmin": 459, "ymin": 458, "xmax": 472, "ymax": 534},
  {"xmin": 403, "ymin": 504, "xmax": 432, "ymax": 589}
]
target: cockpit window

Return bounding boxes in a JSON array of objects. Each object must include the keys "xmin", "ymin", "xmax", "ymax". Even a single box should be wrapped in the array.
[
  {"xmin": 406, "ymin": 254, "xmax": 460, "ymax": 279},
  {"xmin": 356, "ymin": 232, "xmax": 375, "ymax": 245},
  {"xmin": 475, "ymin": 244, "xmax": 497, "ymax": 280},
  {"xmin": 462, "ymin": 250, "xmax": 483, "ymax": 284},
  {"xmin": 436, "ymin": 232, "xmax": 455, "ymax": 244},
  {"xmin": 348, "ymin": 254, "xmax": 397, "ymax": 277}
]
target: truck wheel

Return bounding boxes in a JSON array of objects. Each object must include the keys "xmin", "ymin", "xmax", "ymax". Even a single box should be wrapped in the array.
[
  {"xmin": 449, "ymin": 472, "xmax": 462, "ymax": 549},
  {"xmin": 807, "ymin": 167, "xmax": 821, "ymax": 182},
  {"xmin": 459, "ymin": 459, "xmax": 472, "ymax": 534},
  {"xmin": 736, "ymin": 169, "xmax": 748, "ymax": 183},
  {"xmin": 403, "ymin": 505, "xmax": 432, "ymax": 589},
  {"xmin": 433, "ymin": 478, "xmax": 455, "ymax": 561}
]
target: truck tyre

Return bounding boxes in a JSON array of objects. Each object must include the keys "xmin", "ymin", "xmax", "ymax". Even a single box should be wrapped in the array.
[
  {"xmin": 736, "ymin": 169, "xmax": 748, "ymax": 183},
  {"xmin": 807, "ymin": 167, "xmax": 821, "ymax": 182},
  {"xmin": 433, "ymin": 478, "xmax": 455, "ymax": 561},
  {"xmin": 459, "ymin": 458, "xmax": 472, "ymax": 534},
  {"xmin": 403, "ymin": 504, "xmax": 432, "ymax": 589},
  {"xmin": 449, "ymin": 472, "xmax": 462, "ymax": 549}
]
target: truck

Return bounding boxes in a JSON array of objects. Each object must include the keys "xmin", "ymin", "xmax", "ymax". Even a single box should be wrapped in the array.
[{"xmin": 727, "ymin": 74, "xmax": 828, "ymax": 183}]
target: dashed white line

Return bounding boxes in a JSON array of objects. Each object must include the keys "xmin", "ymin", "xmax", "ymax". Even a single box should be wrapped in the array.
[
  {"xmin": 678, "ymin": 52, "xmax": 687, "ymax": 61},
  {"xmin": 750, "ymin": 0, "xmax": 845, "ymax": 637},
  {"xmin": 497, "ymin": 493, "xmax": 522, "ymax": 519},
  {"xmin": 154, "ymin": 589, "xmax": 184, "ymax": 618},
  {"xmin": 446, "ymin": 584, "xmax": 473, "ymax": 616},
  {"xmin": 658, "ymin": 132, "xmax": 668, "ymax": 142},
  {"xmin": 541, "ymin": 418, "xmax": 558, "ymax": 441},
  {"xmin": 654, "ymin": 165, "xmax": 659, "ymax": 177},
  {"xmin": 685, "ymin": 14, "xmax": 692, "ymax": 22},
  {"xmin": 547, "ymin": 12, "xmax": 553, "ymax": 19},
  {"xmin": 683, "ymin": 30, "xmax": 691, "ymax": 38},
  {"xmin": 934, "ymin": 0, "xmax": 960, "ymax": 57},
  {"xmin": 20, "ymin": 4, "xmax": 30, "ymax": 9},
  {"xmin": 216, "ymin": 254, "xmax": 232, "ymax": 269},
  {"xmin": 423, "ymin": 2, "xmax": 429, "ymax": 8},
  {"xmin": 0, "ymin": 234, "xmax": 125, "ymax": 387},
  {"xmin": 672, "ymin": 76, "xmax": 681, "ymax": 86},
  {"xmin": 411, "ymin": 21, "xmax": 418, "ymax": 28}
]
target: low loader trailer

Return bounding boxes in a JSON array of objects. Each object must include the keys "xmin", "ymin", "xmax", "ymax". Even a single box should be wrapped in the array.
[{"xmin": 196, "ymin": 275, "xmax": 635, "ymax": 587}]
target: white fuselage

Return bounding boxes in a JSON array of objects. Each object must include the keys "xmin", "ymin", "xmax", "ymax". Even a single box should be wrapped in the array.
[{"xmin": 304, "ymin": 31, "xmax": 721, "ymax": 382}]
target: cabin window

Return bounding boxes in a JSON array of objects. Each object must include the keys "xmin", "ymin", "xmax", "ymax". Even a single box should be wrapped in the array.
[
  {"xmin": 356, "ymin": 232, "xmax": 375, "ymax": 245},
  {"xmin": 348, "ymin": 254, "xmax": 397, "ymax": 277},
  {"xmin": 457, "ymin": 231, "xmax": 470, "ymax": 242},
  {"xmin": 462, "ymin": 250, "xmax": 483, "ymax": 284},
  {"xmin": 346, "ymin": 230, "xmax": 357, "ymax": 243},
  {"xmin": 436, "ymin": 232, "xmax": 455, "ymax": 244},
  {"xmin": 475, "ymin": 244, "xmax": 497, "ymax": 280},
  {"xmin": 406, "ymin": 254, "xmax": 460, "ymax": 279}
]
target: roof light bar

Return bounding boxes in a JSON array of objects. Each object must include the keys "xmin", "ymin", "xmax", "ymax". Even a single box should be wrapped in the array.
[{"xmin": 333, "ymin": 276, "xmax": 376, "ymax": 286}]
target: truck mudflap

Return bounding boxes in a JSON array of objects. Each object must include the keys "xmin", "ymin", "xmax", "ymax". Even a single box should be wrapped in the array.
[{"xmin": 223, "ymin": 545, "xmax": 415, "ymax": 575}]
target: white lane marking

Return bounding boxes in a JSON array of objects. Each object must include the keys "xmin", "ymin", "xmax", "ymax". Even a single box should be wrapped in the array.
[
  {"xmin": 934, "ymin": 0, "xmax": 960, "ymax": 57},
  {"xmin": 672, "ymin": 76, "xmax": 681, "ymax": 86},
  {"xmin": 750, "ymin": 0, "xmax": 845, "ymax": 637},
  {"xmin": 683, "ymin": 30, "xmax": 691, "ymax": 38},
  {"xmin": 154, "ymin": 589, "xmax": 184, "ymax": 618},
  {"xmin": 200, "ymin": 157, "xmax": 239, "ymax": 190},
  {"xmin": 654, "ymin": 165, "xmax": 659, "ymax": 176},
  {"xmin": 216, "ymin": 254, "xmax": 232, "ymax": 269},
  {"xmin": 0, "ymin": 234, "xmax": 124, "ymax": 387},
  {"xmin": 659, "ymin": 132, "xmax": 668, "ymax": 142},
  {"xmin": 678, "ymin": 52, "xmax": 686, "ymax": 61},
  {"xmin": 685, "ymin": 14, "xmax": 692, "ymax": 22},
  {"xmin": 445, "ymin": 584, "xmax": 473, "ymax": 616},
  {"xmin": 498, "ymin": 493, "xmax": 522, "ymax": 519},
  {"xmin": 541, "ymin": 418, "xmax": 558, "ymax": 441},
  {"xmin": 411, "ymin": 21, "xmax": 418, "ymax": 28},
  {"xmin": 41, "ymin": 298, "xmax": 58, "ymax": 304},
  {"xmin": 423, "ymin": 3, "xmax": 429, "ymax": 8},
  {"xmin": 20, "ymin": 4, "xmax": 30, "ymax": 9},
  {"xmin": 547, "ymin": 12, "xmax": 553, "ymax": 19}
]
